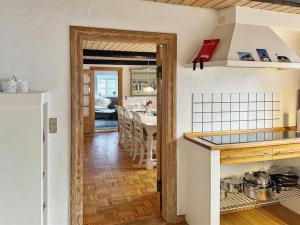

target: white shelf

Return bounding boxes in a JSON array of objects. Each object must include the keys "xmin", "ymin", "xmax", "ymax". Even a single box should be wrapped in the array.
[
  {"xmin": 186, "ymin": 60, "xmax": 300, "ymax": 69},
  {"xmin": 221, "ymin": 185, "xmax": 300, "ymax": 214}
]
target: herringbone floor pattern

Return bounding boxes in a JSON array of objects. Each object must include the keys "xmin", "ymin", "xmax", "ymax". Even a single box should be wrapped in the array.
[{"xmin": 83, "ymin": 132, "xmax": 159, "ymax": 225}]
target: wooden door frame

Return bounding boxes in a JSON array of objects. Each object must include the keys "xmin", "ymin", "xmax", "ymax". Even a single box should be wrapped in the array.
[
  {"xmin": 88, "ymin": 66, "xmax": 123, "ymax": 106},
  {"xmin": 70, "ymin": 26, "xmax": 181, "ymax": 225}
]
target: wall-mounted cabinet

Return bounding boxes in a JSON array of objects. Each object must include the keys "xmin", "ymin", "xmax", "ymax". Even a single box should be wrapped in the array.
[{"xmin": 0, "ymin": 92, "xmax": 48, "ymax": 225}]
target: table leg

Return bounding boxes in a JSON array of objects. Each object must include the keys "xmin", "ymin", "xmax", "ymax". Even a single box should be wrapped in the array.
[{"xmin": 146, "ymin": 133, "xmax": 154, "ymax": 169}]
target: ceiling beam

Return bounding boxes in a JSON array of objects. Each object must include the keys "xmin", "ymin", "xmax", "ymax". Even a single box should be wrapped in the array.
[
  {"xmin": 83, "ymin": 49, "xmax": 156, "ymax": 59},
  {"xmin": 255, "ymin": 0, "xmax": 300, "ymax": 7},
  {"xmin": 83, "ymin": 59, "xmax": 157, "ymax": 66}
]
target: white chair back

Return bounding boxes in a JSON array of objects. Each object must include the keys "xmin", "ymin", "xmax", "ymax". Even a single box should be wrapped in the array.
[
  {"xmin": 132, "ymin": 112, "xmax": 144, "ymax": 141},
  {"xmin": 123, "ymin": 107, "xmax": 134, "ymax": 133}
]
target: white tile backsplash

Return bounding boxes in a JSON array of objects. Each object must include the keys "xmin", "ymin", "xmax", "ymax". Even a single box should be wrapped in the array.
[
  {"xmin": 231, "ymin": 103, "xmax": 240, "ymax": 111},
  {"xmin": 203, "ymin": 103, "xmax": 212, "ymax": 112},
  {"xmin": 203, "ymin": 93, "xmax": 212, "ymax": 102},
  {"xmin": 222, "ymin": 93, "xmax": 231, "ymax": 102},
  {"xmin": 213, "ymin": 93, "xmax": 222, "ymax": 102},
  {"xmin": 192, "ymin": 92, "xmax": 281, "ymax": 132},
  {"xmin": 213, "ymin": 103, "xmax": 221, "ymax": 112}
]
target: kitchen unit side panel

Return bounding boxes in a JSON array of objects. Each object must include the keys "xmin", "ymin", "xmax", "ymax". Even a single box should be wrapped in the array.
[
  {"xmin": 0, "ymin": 106, "xmax": 42, "ymax": 225},
  {"xmin": 184, "ymin": 141, "xmax": 220, "ymax": 225}
]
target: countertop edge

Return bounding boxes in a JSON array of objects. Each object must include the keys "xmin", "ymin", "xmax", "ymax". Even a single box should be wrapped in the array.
[{"xmin": 184, "ymin": 127, "xmax": 298, "ymax": 151}]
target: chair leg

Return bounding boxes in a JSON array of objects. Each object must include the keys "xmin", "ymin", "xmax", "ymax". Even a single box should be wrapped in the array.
[
  {"xmin": 129, "ymin": 135, "xmax": 134, "ymax": 157},
  {"xmin": 138, "ymin": 143, "xmax": 145, "ymax": 168},
  {"xmin": 132, "ymin": 139, "xmax": 138, "ymax": 161},
  {"xmin": 125, "ymin": 132, "xmax": 129, "ymax": 152}
]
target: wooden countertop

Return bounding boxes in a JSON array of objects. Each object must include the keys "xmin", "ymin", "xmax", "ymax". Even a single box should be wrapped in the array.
[{"xmin": 184, "ymin": 127, "xmax": 300, "ymax": 151}]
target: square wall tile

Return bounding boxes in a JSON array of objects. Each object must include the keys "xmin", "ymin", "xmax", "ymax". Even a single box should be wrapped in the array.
[
  {"xmin": 249, "ymin": 111, "xmax": 256, "ymax": 120},
  {"xmin": 265, "ymin": 120, "xmax": 273, "ymax": 128},
  {"xmin": 231, "ymin": 103, "xmax": 239, "ymax": 111},
  {"xmin": 222, "ymin": 103, "xmax": 230, "ymax": 112},
  {"xmin": 257, "ymin": 111, "xmax": 265, "ymax": 120},
  {"xmin": 213, "ymin": 112, "xmax": 222, "ymax": 122},
  {"xmin": 203, "ymin": 113, "xmax": 212, "ymax": 122},
  {"xmin": 273, "ymin": 102, "xmax": 280, "ymax": 111},
  {"xmin": 249, "ymin": 102, "xmax": 257, "ymax": 111},
  {"xmin": 249, "ymin": 121, "xmax": 256, "ymax": 129},
  {"xmin": 203, "ymin": 93, "xmax": 212, "ymax": 102},
  {"xmin": 240, "ymin": 121, "xmax": 248, "ymax": 130},
  {"xmin": 222, "ymin": 93, "xmax": 231, "ymax": 102},
  {"xmin": 273, "ymin": 111, "xmax": 280, "ymax": 119},
  {"xmin": 193, "ymin": 113, "xmax": 202, "ymax": 122},
  {"xmin": 265, "ymin": 93, "xmax": 273, "ymax": 101},
  {"xmin": 193, "ymin": 103, "xmax": 202, "ymax": 112},
  {"xmin": 240, "ymin": 103, "xmax": 248, "ymax": 111},
  {"xmin": 213, "ymin": 122, "xmax": 222, "ymax": 131},
  {"xmin": 213, "ymin": 93, "xmax": 222, "ymax": 102},
  {"xmin": 203, "ymin": 103, "xmax": 212, "ymax": 112},
  {"xmin": 193, "ymin": 93, "xmax": 202, "ymax": 103},
  {"xmin": 249, "ymin": 93, "xmax": 257, "ymax": 102},
  {"xmin": 265, "ymin": 102, "xmax": 272, "ymax": 111},
  {"xmin": 257, "ymin": 93, "xmax": 265, "ymax": 101},
  {"xmin": 231, "ymin": 93, "xmax": 239, "ymax": 102},
  {"xmin": 203, "ymin": 123, "xmax": 212, "ymax": 132},
  {"xmin": 240, "ymin": 93, "xmax": 249, "ymax": 102},
  {"xmin": 193, "ymin": 123, "xmax": 202, "ymax": 132},
  {"xmin": 257, "ymin": 102, "xmax": 264, "ymax": 110},
  {"xmin": 213, "ymin": 103, "xmax": 221, "ymax": 112},
  {"xmin": 265, "ymin": 111, "xmax": 272, "ymax": 120},
  {"xmin": 231, "ymin": 121, "xmax": 239, "ymax": 130},
  {"xmin": 231, "ymin": 112, "xmax": 239, "ymax": 121},
  {"xmin": 240, "ymin": 112, "xmax": 248, "ymax": 120},
  {"xmin": 222, "ymin": 122, "xmax": 230, "ymax": 131},
  {"xmin": 257, "ymin": 120, "xmax": 265, "ymax": 129},
  {"xmin": 222, "ymin": 112, "xmax": 230, "ymax": 121}
]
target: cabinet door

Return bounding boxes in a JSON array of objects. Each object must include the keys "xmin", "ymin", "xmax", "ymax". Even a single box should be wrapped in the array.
[
  {"xmin": 83, "ymin": 70, "xmax": 95, "ymax": 134},
  {"xmin": 273, "ymin": 144, "xmax": 300, "ymax": 160},
  {"xmin": 221, "ymin": 146, "xmax": 273, "ymax": 165}
]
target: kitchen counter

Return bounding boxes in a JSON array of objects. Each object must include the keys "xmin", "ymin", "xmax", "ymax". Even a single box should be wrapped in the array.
[
  {"xmin": 183, "ymin": 127, "xmax": 300, "ymax": 225},
  {"xmin": 184, "ymin": 127, "xmax": 300, "ymax": 151}
]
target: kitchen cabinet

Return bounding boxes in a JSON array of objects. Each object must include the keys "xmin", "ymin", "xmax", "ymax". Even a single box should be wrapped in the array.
[
  {"xmin": 0, "ymin": 93, "xmax": 48, "ymax": 225},
  {"xmin": 183, "ymin": 128, "xmax": 300, "ymax": 225},
  {"xmin": 220, "ymin": 146, "xmax": 273, "ymax": 164}
]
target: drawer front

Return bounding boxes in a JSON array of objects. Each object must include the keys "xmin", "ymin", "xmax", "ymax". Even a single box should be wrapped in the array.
[
  {"xmin": 221, "ymin": 146, "xmax": 273, "ymax": 165},
  {"xmin": 273, "ymin": 144, "xmax": 300, "ymax": 160}
]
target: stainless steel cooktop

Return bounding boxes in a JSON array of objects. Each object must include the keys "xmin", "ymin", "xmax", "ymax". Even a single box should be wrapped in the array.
[{"xmin": 198, "ymin": 131, "xmax": 300, "ymax": 145}]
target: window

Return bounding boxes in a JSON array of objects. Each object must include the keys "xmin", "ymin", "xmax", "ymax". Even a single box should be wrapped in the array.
[{"xmin": 95, "ymin": 71, "xmax": 118, "ymax": 98}]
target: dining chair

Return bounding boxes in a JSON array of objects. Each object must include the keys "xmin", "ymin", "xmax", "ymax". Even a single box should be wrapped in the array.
[
  {"xmin": 131, "ymin": 112, "xmax": 157, "ymax": 167},
  {"xmin": 123, "ymin": 107, "xmax": 134, "ymax": 154},
  {"xmin": 116, "ymin": 106, "xmax": 125, "ymax": 145}
]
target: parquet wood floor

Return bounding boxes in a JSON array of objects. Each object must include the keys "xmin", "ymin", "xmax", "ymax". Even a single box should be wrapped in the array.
[{"xmin": 83, "ymin": 132, "xmax": 160, "ymax": 225}]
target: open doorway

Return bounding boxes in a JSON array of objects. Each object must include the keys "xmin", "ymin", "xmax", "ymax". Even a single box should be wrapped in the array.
[
  {"xmin": 94, "ymin": 70, "xmax": 118, "ymax": 131},
  {"xmin": 70, "ymin": 27, "xmax": 179, "ymax": 225},
  {"xmin": 83, "ymin": 66, "xmax": 123, "ymax": 133},
  {"xmin": 82, "ymin": 40, "xmax": 160, "ymax": 224}
]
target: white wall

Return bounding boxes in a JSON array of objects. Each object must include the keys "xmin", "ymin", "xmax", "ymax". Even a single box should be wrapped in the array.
[{"xmin": 1, "ymin": 1, "xmax": 300, "ymax": 224}]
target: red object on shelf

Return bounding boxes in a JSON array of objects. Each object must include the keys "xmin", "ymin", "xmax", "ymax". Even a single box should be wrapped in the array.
[{"xmin": 193, "ymin": 39, "xmax": 220, "ymax": 70}]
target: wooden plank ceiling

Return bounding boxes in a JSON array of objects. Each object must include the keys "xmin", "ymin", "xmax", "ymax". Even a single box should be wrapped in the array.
[
  {"xmin": 82, "ymin": 40, "xmax": 156, "ymax": 52},
  {"xmin": 82, "ymin": 40, "xmax": 156, "ymax": 65},
  {"xmin": 145, "ymin": 0, "xmax": 300, "ymax": 14}
]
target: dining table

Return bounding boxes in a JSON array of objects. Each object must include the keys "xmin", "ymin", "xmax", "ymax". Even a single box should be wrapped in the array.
[{"xmin": 139, "ymin": 113, "xmax": 157, "ymax": 169}]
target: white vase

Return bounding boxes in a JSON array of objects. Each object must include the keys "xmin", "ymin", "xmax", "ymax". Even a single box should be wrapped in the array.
[
  {"xmin": 2, "ymin": 79, "xmax": 17, "ymax": 93},
  {"xmin": 17, "ymin": 80, "xmax": 29, "ymax": 93}
]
